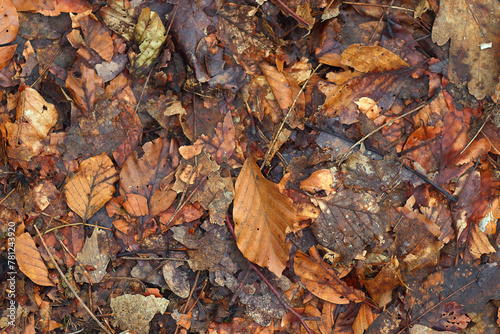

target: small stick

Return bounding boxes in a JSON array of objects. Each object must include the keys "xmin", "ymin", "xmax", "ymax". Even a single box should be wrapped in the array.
[
  {"xmin": 34, "ymin": 226, "xmax": 113, "ymax": 334},
  {"xmin": 262, "ymin": 64, "xmax": 321, "ymax": 169}
]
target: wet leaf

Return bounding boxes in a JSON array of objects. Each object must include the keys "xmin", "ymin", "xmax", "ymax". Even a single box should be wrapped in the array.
[
  {"xmin": 233, "ymin": 157, "xmax": 297, "ymax": 277},
  {"xmin": 64, "ymin": 152, "xmax": 118, "ymax": 222},
  {"xmin": 432, "ymin": 0, "xmax": 500, "ymax": 99}
]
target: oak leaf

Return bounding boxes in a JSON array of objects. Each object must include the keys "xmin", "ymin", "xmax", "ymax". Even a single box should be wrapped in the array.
[
  {"xmin": 432, "ymin": 0, "xmax": 500, "ymax": 99},
  {"xmin": 64, "ymin": 152, "xmax": 118, "ymax": 222},
  {"xmin": 233, "ymin": 158, "xmax": 297, "ymax": 277}
]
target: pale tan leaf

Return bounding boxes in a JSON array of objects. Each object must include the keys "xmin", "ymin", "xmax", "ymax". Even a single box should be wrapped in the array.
[
  {"xmin": 100, "ymin": 0, "xmax": 135, "ymax": 41},
  {"xmin": 64, "ymin": 152, "xmax": 118, "ymax": 221},
  {"xmin": 233, "ymin": 157, "xmax": 297, "ymax": 277},
  {"xmin": 15, "ymin": 232, "xmax": 54, "ymax": 286},
  {"xmin": 5, "ymin": 87, "xmax": 58, "ymax": 161},
  {"xmin": 111, "ymin": 294, "xmax": 169, "ymax": 334},
  {"xmin": 294, "ymin": 247, "xmax": 364, "ymax": 304},
  {"xmin": 0, "ymin": 0, "xmax": 19, "ymax": 44}
]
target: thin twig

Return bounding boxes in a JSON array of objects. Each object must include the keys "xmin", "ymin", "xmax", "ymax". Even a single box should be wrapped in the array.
[
  {"xmin": 396, "ymin": 279, "xmax": 477, "ymax": 333},
  {"xmin": 174, "ymin": 271, "xmax": 201, "ymax": 334},
  {"xmin": 338, "ymin": 101, "xmax": 432, "ymax": 165},
  {"xmin": 460, "ymin": 105, "xmax": 498, "ymax": 154},
  {"xmin": 33, "ymin": 226, "xmax": 113, "ymax": 334},
  {"xmin": 225, "ymin": 214, "xmax": 313, "ymax": 334},
  {"xmin": 262, "ymin": 64, "xmax": 321, "ymax": 169},
  {"xmin": 344, "ymin": 1, "xmax": 414, "ymax": 12},
  {"xmin": 272, "ymin": 0, "xmax": 311, "ymax": 27}
]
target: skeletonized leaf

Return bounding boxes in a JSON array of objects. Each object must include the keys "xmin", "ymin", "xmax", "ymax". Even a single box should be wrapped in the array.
[
  {"xmin": 64, "ymin": 152, "xmax": 118, "ymax": 221},
  {"xmin": 233, "ymin": 157, "xmax": 297, "ymax": 277},
  {"xmin": 15, "ymin": 232, "xmax": 54, "ymax": 286}
]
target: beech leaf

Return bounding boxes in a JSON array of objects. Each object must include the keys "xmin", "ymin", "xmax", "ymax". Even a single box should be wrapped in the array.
[
  {"xmin": 64, "ymin": 152, "xmax": 118, "ymax": 222},
  {"xmin": 233, "ymin": 158, "xmax": 297, "ymax": 277},
  {"xmin": 15, "ymin": 233, "xmax": 54, "ymax": 286}
]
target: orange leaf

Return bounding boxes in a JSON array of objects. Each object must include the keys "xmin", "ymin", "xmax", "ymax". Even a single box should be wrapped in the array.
[
  {"xmin": 233, "ymin": 157, "xmax": 297, "ymax": 277},
  {"xmin": 294, "ymin": 247, "xmax": 364, "ymax": 304},
  {"xmin": 64, "ymin": 152, "xmax": 118, "ymax": 221},
  {"xmin": 341, "ymin": 44, "xmax": 409, "ymax": 72},
  {"xmin": 15, "ymin": 233, "xmax": 54, "ymax": 286},
  {"xmin": 0, "ymin": 44, "xmax": 16, "ymax": 71},
  {"xmin": 79, "ymin": 15, "xmax": 114, "ymax": 62},
  {"xmin": 0, "ymin": 0, "xmax": 18, "ymax": 44}
]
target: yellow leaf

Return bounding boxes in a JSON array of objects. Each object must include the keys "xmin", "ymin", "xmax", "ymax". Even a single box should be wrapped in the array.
[
  {"xmin": 131, "ymin": 7, "xmax": 167, "ymax": 71},
  {"xmin": 64, "ymin": 152, "xmax": 118, "ymax": 221},
  {"xmin": 233, "ymin": 158, "xmax": 296, "ymax": 277}
]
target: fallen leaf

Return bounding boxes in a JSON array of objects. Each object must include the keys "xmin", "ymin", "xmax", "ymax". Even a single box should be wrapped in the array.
[
  {"xmin": 120, "ymin": 137, "xmax": 180, "ymax": 216},
  {"xmin": 99, "ymin": 0, "xmax": 134, "ymax": 41},
  {"xmin": 4, "ymin": 86, "xmax": 58, "ymax": 162},
  {"xmin": 130, "ymin": 7, "xmax": 167, "ymax": 72},
  {"xmin": 0, "ymin": 0, "xmax": 18, "ymax": 44},
  {"xmin": 352, "ymin": 304, "xmax": 378, "ymax": 334},
  {"xmin": 341, "ymin": 44, "xmax": 409, "ymax": 72},
  {"xmin": 64, "ymin": 152, "xmax": 118, "ymax": 222},
  {"xmin": 15, "ymin": 232, "xmax": 54, "ymax": 286},
  {"xmin": 294, "ymin": 247, "xmax": 365, "ymax": 304},
  {"xmin": 74, "ymin": 227, "xmax": 119, "ymax": 283},
  {"xmin": 359, "ymin": 257, "xmax": 403, "ymax": 308},
  {"xmin": 432, "ymin": 0, "xmax": 500, "ymax": 99},
  {"xmin": 0, "ymin": 44, "xmax": 16, "ymax": 71},
  {"xmin": 233, "ymin": 157, "xmax": 297, "ymax": 277},
  {"xmin": 111, "ymin": 294, "xmax": 169, "ymax": 334},
  {"xmin": 79, "ymin": 14, "xmax": 114, "ymax": 62}
]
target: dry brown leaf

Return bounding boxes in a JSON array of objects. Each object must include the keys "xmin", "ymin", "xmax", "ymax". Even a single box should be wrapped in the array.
[
  {"xmin": 64, "ymin": 152, "xmax": 118, "ymax": 222},
  {"xmin": 300, "ymin": 169, "xmax": 336, "ymax": 195},
  {"xmin": 0, "ymin": 0, "xmax": 18, "ymax": 44},
  {"xmin": 341, "ymin": 44, "xmax": 409, "ymax": 72},
  {"xmin": 12, "ymin": 0, "xmax": 91, "ymax": 16},
  {"xmin": 79, "ymin": 14, "xmax": 114, "ymax": 62},
  {"xmin": 359, "ymin": 257, "xmax": 403, "ymax": 308},
  {"xmin": 122, "ymin": 193, "xmax": 149, "ymax": 217},
  {"xmin": 233, "ymin": 157, "xmax": 297, "ymax": 277},
  {"xmin": 352, "ymin": 304, "xmax": 377, "ymax": 334},
  {"xmin": 432, "ymin": 0, "xmax": 500, "ymax": 99},
  {"xmin": 65, "ymin": 63, "xmax": 104, "ymax": 115},
  {"xmin": 4, "ymin": 86, "xmax": 58, "ymax": 161},
  {"xmin": 111, "ymin": 294, "xmax": 169, "ymax": 334},
  {"xmin": 468, "ymin": 224, "xmax": 496, "ymax": 259},
  {"xmin": 15, "ymin": 232, "xmax": 54, "ymax": 286},
  {"xmin": 259, "ymin": 63, "xmax": 305, "ymax": 128},
  {"xmin": 120, "ymin": 137, "xmax": 180, "ymax": 216},
  {"xmin": 0, "ymin": 44, "xmax": 16, "ymax": 71},
  {"xmin": 294, "ymin": 247, "xmax": 364, "ymax": 304}
]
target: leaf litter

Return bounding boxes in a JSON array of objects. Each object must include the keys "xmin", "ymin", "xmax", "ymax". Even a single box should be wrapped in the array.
[{"xmin": 0, "ymin": 0, "xmax": 500, "ymax": 333}]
